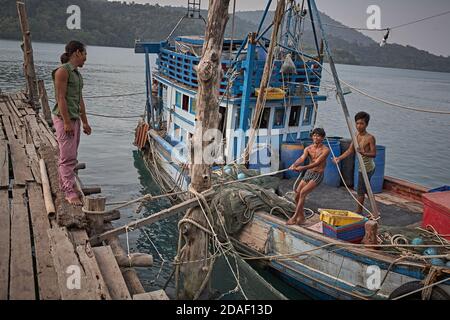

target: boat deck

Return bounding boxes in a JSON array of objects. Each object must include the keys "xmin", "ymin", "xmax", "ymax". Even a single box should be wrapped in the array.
[{"xmin": 278, "ymin": 178, "xmax": 423, "ymax": 229}]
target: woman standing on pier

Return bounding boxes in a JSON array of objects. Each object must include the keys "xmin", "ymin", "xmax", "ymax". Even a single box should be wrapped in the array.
[{"xmin": 52, "ymin": 40, "xmax": 91, "ymax": 205}]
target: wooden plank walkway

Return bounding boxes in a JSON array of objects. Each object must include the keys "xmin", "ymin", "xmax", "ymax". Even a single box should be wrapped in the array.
[{"xmin": 0, "ymin": 92, "xmax": 165, "ymax": 300}]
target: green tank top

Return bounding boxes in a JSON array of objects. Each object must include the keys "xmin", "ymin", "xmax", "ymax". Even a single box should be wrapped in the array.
[{"xmin": 52, "ymin": 63, "xmax": 83, "ymax": 120}]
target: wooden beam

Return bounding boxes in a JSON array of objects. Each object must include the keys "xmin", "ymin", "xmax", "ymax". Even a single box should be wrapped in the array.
[
  {"xmin": 115, "ymin": 253, "xmax": 153, "ymax": 268},
  {"xmin": 133, "ymin": 290, "xmax": 169, "ymax": 300},
  {"xmin": 244, "ymin": 0, "xmax": 285, "ymax": 164},
  {"xmin": 9, "ymin": 187, "xmax": 35, "ymax": 300},
  {"xmin": 48, "ymin": 226, "xmax": 110, "ymax": 299},
  {"xmin": 93, "ymin": 246, "xmax": 132, "ymax": 300},
  {"xmin": 28, "ymin": 183, "xmax": 60, "ymax": 299},
  {"xmin": 16, "ymin": 1, "xmax": 40, "ymax": 110},
  {"xmin": 308, "ymin": 0, "xmax": 380, "ymax": 219},
  {"xmin": 0, "ymin": 190, "xmax": 10, "ymax": 300},
  {"xmin": 10, "ymin": 140, "xmax": 34, "ymax": 186},
  {"xmin": 38, "ymin": 80, "xmax": 53, "ymax": 126},
  {"xmin": 39, "ymin": 159, "xmax": 55, "ymax": 218},
  {"xmin": 106, "ymin": 232, "xmax": 146, "ymax": 295},
  {"xmin": 25, "ymin": 144, "xmax": 41, "ymax": 184},
  {"xmin": 181, "ymin": 0, "xmax": 231, "ymax": 300},
  {"xmin": 90, "ymin": 190, "xmax": 214, "ymax": 245}
]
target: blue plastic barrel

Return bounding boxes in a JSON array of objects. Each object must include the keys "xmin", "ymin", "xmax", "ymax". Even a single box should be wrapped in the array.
[
  {"xmin": 324, "ymin": 139, "xmax": 341, "ymax": 187},
  {"xmin": 354, "ymin": 145, "xmax": 386, "ymax": 194},
  {"xmin": 280, "ymin": 142, "xmax": 304, "ymax": 179}
]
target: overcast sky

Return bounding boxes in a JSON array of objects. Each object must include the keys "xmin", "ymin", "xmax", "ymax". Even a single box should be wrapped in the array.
[{"xmin": 117, "ymin": 0, "xmax": 450, "ymax": 56}]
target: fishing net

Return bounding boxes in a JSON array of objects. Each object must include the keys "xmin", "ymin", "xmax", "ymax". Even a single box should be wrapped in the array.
[{"xmin": 210, "ymin": 165, "xmax": 295, "ymax": 235}]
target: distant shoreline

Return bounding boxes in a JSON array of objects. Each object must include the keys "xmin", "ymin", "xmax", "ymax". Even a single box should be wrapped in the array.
[{"xmin": 2, "ymin": 37, "xmax": 450, "ymax": 76}]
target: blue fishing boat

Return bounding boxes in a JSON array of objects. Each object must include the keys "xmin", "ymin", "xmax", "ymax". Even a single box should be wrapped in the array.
[{"xmin": 133, "ymin": 0, "xmax": 450, "ymax": 300}]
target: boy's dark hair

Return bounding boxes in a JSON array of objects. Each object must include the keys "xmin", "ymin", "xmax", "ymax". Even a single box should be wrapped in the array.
[
  {"xmin": 311, "ymin": 127, "xmax": 326, "ymax": 137},
  {"xmin": 355, "ymin": 111, "xmax": 370, "ymax": 125},
  {"xmin": 60, "ymin": 40, "xmax": 86, "ymax": 64}
]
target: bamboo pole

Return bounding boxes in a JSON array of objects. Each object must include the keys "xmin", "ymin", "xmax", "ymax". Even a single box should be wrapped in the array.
[
  {"xmin": 308, "ymin": 0, "xmax": 380, "ymax": 219},
  {"xmin": 16, "ymin": 1, "xmax": 40, "ymax": 111},
  {"xmin": 244, "ymin": 0, "xmax": 285, "ymax": 165},
  {"xmin": 39, "ymin": 159, "xmax": 56, "ymax": 218}
]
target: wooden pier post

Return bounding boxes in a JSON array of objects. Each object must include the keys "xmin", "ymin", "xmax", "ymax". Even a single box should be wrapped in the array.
[
  {"xmin": 84, "ymin": 195, "xmax": 106, "ymax": 236},
  {"xmin": 38, "ymin": 80, "xmax": 53, "ymax": 126},
  {"xmin": 179, "ymin": 0, "xmax": 231, "ymax": 300},
  {"xmin": 16, "ymin": 1, "xmax": 40, "ymax": 111}
]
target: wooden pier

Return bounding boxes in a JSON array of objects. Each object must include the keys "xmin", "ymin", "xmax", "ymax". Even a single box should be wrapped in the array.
[{"xmin": 0, "ymin": 92, "xmax": 167, "ymax": 300}]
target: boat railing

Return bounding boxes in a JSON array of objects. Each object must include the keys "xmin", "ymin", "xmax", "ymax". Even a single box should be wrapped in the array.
[{"xmin": 156, "ymin": 47, "xmax": 323, "ymax": 97}]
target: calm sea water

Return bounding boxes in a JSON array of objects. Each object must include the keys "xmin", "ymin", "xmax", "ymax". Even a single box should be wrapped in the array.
[{"xmin": 1, "ymin": 39, "xmax": 449, "ymax": 298}]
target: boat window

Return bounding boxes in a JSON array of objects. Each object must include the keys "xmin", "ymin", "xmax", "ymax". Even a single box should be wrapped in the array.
[
  {"xmin": 182, "ymin": 94, "xmax": 189, "ymax": 112},
  {"xmin": 289, "ymin": 105, "xmax": 301, "ymax": 127},
  {"xmin": 258, "ymin": 108, "xmax": 271, "ymax": 129},
  {"xmin": 190, "ymin": 96, "xmax": 197, "ymax": 114},
  {"xmin": 302, "ymin": 105, "xmax": 313, "ymax": 126},
  {"xmin": 273, "ymin": 108, "xmax": 285, "ymax": 128},
  {"xmin": 175, "ymin": 91, "xmax": 181, "ymax": 108},
  {"xmin": 234, "ymin": 108, "xmax": 241, "ymax": 129}
]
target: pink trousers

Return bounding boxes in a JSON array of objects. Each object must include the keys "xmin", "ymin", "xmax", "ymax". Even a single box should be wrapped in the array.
[{"xmin": 53, "ymin": 116, "xmax": 81, "ymax": 200}]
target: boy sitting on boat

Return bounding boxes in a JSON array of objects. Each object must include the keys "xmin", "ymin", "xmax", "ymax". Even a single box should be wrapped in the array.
[
  {"xmin": 333, "ymin": 111, "xmax": 377, "ymax": 215},
  {"xmin": 288, "ymin": 128, "xmax": 330, "ymax": 225}
]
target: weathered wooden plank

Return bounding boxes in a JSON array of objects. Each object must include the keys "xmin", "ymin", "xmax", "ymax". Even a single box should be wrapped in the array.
[
  {"xmin": 93, "ymin": 246, "xmax": 132, "ymax": 300},
  {"xmin": 2, "ymin": 115, "xmax": 16, "ymax": 141},
  {"xmin": 38, "ymin": 122, "xmax": 58, "ymax": 148},
  {"xmin": 9, "ymin": 141, "xmax": 34, "ymax": 186},
  {"xmin": 0, "ymin": 119, "xmax": 5, "ymax": 140},
  {"xmin": 28, "ymin": 183, "xmax": 60, "ymax": 300},
  {"xmin": 25, "ymin": 144, "xmax": 41, "ymax": 184},
  {"xmin": 0, "ymin": 101, "xmax": 12, "ymax": 117},
  {"xmin": 133, "ymin": 290, "xmax": 169, "ymax": 300},
  {"xmin": 9, "ymin": 187, "xmax": 36, "ymax": 300},
  {"xmin": 0, "ymin": 140, "xmax": 9, "ymax": 189},
  {"xmin": 48, "ymin": 226, "xmax": 100, "ymax": 299},
  {"xmin": 24, "ymin": 115, "xmax": 42, "ymax": 148},
  {"xmin": 75, "ymin": 244, "xmax": 111, "ymax": 300},
  {"xmin": 0, "ymin": 190, "xmax": 10, "ymax": 300}
]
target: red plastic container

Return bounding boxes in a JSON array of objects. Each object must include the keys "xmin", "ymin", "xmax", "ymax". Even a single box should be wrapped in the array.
[{"xmin": 422, "ymin": 191, "xmax": 450, "ymax": 240}]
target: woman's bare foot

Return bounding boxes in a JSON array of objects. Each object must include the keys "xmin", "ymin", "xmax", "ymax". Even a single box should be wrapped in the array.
[
  {"xmin": 295, "ymin": 217, "xmax": 305, "ymax": 225},
  {"xmin": 66, "ymin": 196, "xmax": 83, "ymax": 206}
]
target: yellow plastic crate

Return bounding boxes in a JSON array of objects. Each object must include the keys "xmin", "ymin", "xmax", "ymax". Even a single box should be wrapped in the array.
[
  {"xmin": 318, "ymin": 209, "xmax": 365, "ymax": 227},
  {"xmin": 255, "ymin": 87, "xmax": 285, "ymax": 100}
]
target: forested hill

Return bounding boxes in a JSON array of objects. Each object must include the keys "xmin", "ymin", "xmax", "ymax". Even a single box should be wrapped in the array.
[{"xmin": 1, "ymin": 0, "xmax": 449, "ymax": 73}]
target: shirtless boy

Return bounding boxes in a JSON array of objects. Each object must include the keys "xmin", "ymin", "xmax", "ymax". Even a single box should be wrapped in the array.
[
  {"xmin": 287, "ymin": 128, "xmax": 330, "ymax": 225},
  {"xmin": 334, "ymin": 111, "xmax": 376, "ymax": 214}
]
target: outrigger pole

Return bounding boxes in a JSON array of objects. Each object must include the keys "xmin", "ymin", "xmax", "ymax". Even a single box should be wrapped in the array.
[{"xmin": 308, "ymin": 0, "xmax": 380, "ymax": 219}]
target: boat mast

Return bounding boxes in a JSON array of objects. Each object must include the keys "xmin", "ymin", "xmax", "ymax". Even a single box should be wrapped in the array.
[
  {"xmin": 244, "ymin": 0, "xmax": 286, "ymax": 165},
  {"xmin": 308, "ymin": 0, "xmax": 380, "ymax": 219}
]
